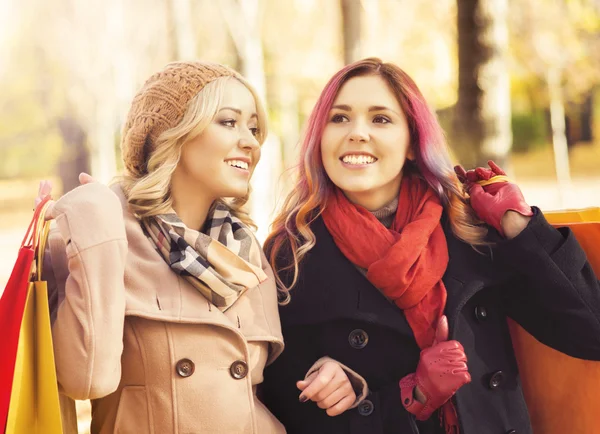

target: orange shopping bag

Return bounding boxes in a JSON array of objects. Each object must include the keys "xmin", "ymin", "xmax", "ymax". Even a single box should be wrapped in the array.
[{"xmin": 509, "ymin": 208, "xmax": 600, "ymax": 434}]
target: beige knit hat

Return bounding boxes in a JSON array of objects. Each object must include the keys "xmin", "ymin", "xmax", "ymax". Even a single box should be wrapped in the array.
[{"xmin": 121, "ymin": 61, "xmax": 241, "ymax": 177}]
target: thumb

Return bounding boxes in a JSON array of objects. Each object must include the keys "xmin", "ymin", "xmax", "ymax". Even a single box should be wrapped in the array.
[
  {"xmin": 79, "ymin": 172, "xmax": 96, "ymax": 185},
  {"xmin": 433, "ymin": 315, "xmax": 449, "ymax": 345},
  {"xmin": 297, "ymin": 370, "xmax": 318, "ymax": 391}
]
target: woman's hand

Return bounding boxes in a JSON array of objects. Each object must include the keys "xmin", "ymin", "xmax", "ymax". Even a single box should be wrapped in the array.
[
  {"xmin": 400, "ymin": 316, "xmax": 471, "ymax": 421},
  {"xmin": 297, "ymin": 360, "xmax": 357, "ymax": 417},
  {"xmin": 454, "ymin": 160, "xmax": 533, "ymax": 238},
  {"xmin": 34, "ymin": 173, "xmax": 96, "ymax": 221}
]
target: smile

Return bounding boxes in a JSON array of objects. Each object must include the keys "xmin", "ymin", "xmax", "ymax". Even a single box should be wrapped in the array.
[
  {"xmin": 225, "ymin": 159, "xmax": 250, "ymax": 170},
  {"xmin": 340, "ymin": 153, "xmax": 378, "ymax": 166}
]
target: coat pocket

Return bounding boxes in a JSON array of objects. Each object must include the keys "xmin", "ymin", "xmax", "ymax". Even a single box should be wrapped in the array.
[{"xmin": 114, "ymin": 386, "xmax": 150, "ymax": 434}]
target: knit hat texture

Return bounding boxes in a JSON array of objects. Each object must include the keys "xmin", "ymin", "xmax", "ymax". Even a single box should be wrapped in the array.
[{"xmin": 121, "ymin": 61, "xmax": 240, "ymax": 176}]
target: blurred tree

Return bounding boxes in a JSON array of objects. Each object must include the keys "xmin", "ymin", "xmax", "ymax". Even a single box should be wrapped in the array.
[
  {"xmin": 340, "ymin": 0, "xmax": 363, "ymax": 64},
  {"xmin": 509, "ymin": 0, "xmax": 600, "ymax": 192},
  {"xmin": 219, "ymin": 0, "xmax": 282, "ymax": 241},
  {"xmin": 508, "ymin": 0, "xmax": 600, "ymax": 202},
  {"xmin": 454, "ymin": 0, "xmax": 512, "ymax": 169},
  {"xmin": 165, "ymin": 0, "xmax": 197, "ymax": 60}
]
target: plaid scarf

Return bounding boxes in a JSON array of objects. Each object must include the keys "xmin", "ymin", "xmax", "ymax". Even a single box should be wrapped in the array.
[{"xmin": 143, "ymin": 202, "xmax": 267, "ymax": 311}]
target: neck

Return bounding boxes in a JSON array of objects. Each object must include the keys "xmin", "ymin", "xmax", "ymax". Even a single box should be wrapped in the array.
[
  {"xmin": 343, "ymin": 175, "xmax": 402, "ymax": 211},
  {"xmin": 170, "ymin": 174, "xmax": 215, "ymax": 231}
]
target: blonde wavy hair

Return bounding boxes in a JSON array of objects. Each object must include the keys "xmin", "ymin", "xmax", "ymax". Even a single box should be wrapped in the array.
[{"xmin": 117, "ymin": 76, "xmax": 267, "ymax": 229}]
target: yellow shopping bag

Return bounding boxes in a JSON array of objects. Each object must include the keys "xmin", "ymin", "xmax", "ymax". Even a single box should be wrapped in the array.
[
  {"xmin": 509, "ymin": 208, "xmax": 600, "ymax": 434},
  {"xmin": 5, "ymin": 203, "xmax": 63, "ymax": 434}
]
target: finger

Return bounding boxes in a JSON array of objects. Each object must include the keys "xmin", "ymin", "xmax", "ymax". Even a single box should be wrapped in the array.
[
  {"xmin": 433, "ymin": 315, "xmax": 449, "ymax": 345},
  {"xmin": 326, "ymin": 394, "xmax": 356, "ymax": 417},
  {"xmin": 38, "ymin": 180, "xmax": 52, "ymax": 197},
  {"xmin": 311, "ymin": 370, "xmax": 348, "ymax": 402},
  {"xmin": 475, "ymin": 167, "xmax": 494, "ymax": 181},
  {"xmin": 297, "ymin": 371, "xmax": 318, "ymax": 392},
  {"xmin": 464, "ymin": 169, "xmax": 479, "ymax": 184},
  {"xmin": 79, "ymin": 172, "xmax": 95, "ymax": 184},
  {"xmin": 299, "ymin": 370, "xmax": 334, "ymax": 402},
  {"xmin": 488, "ymin": 160, "xmax": 506, "ymax": 176},
  {"xmin": 453, "ymin": 165, "xmax": 467, "ymax": 183},
  {"xmin": 316, "ymin": 383, "xmax": 355, "ymax": 410}
]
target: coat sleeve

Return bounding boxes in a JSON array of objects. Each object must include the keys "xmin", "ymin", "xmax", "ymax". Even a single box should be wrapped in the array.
[
  {"xmin": 494, "ymin": 207, "xmax": 600, "ymax": 359},
  {"xmin": 48, "ymin": 183, "xmax": 128, "ymax": 400},
  {"xmin": 304, "ymin": 356, "xmax": 369, "ymax": 407},
  {"xmin": 262, "ymin": 323, "xmax": 342, "ymax": 431}
]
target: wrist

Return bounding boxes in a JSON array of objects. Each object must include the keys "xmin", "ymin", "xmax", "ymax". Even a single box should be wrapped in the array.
[
  {"xmin": 414, "ymin": 385, "xmax": 427, "ymax": 404},
  {"xmin": 501, "ymin": 210, "xmax": 532, "ymax": 239}
]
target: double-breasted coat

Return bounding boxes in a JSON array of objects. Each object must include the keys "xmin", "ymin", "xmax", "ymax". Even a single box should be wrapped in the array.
[{"xmin": 262, "ymin": 209, "xmax": 600, "ymax": 434}]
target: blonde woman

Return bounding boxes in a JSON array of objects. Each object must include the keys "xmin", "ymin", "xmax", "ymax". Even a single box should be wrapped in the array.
[{"xmin": 36, "ymin": 62, "xmax": 287, "ymax": 434}]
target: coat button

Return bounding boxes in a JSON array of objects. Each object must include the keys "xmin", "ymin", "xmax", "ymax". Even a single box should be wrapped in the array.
[
  {"xmin": 348, "ymin": 329, "xmax": 369, "ymax": 349},
  {"xmin": 506, "ymin": 430, "xmax": 517, "ymax": 434},
  {"xmin": 357, "ymin": 399, "xmax": 374, "ymax": 416},
  {"xmin": 474, "ymin": 306, "xmax": 488, "ymax": 321},
  {"xmin": 488, "ymin": 370, "xmax": 504, "ymax": 389},
  {"xmin": 175, "ymin": 359, "xmax": 195, "ymax": 378},
  {"xmin": 230, "ymin": 360, "xmax": 248, "ymax": 379}
]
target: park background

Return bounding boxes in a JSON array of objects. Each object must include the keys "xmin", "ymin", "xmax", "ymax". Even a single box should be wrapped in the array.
[{"xmin": 0, "ymin": 0, "xmax": 599, "ymax": 430}]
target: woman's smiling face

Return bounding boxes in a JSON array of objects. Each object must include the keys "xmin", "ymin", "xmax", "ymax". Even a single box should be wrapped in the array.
[{"xmin": 320, "ymin": 74, "xmax": 413, "ymax": 210}]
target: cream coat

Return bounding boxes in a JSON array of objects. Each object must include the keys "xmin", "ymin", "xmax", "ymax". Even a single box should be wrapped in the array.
[{"xmin": 47, "ymin": 182, "xmax": 285, "ymax": 434}]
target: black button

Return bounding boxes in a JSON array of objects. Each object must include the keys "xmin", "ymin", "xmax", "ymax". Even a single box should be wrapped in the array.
[
  {"xmin": 489, "ymin": 370, "xmax": 504, "ymax": 389},
  {"xmin": 474, "ymin": 306, "xmax": 488, "ymax": 321},
  {"xmin": 506, "ymin": 430, "xmax": 517, "ymax": 434},
  {"xmin": 357, "ymin": 399, "xmax": 374, "ymax": 416},
  {"xmin": 348, "ymin": 329, "xmax": 369, "ymax": 349},
  {"xmin": 175, "ymin": 359, "xmax": 195, "ymax": 377},
  {"xmin": 230, "ymin": 360, "xmax": 248, "ymax": 379}
]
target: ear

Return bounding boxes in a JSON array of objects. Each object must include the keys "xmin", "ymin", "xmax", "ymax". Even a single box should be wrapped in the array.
[{"xmin": 406, "ymin": 145, "xmax": 415, "ymax": 162}]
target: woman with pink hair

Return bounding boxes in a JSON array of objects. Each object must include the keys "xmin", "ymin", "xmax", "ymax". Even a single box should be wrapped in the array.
[{"xmin": 261, "ymin": 58, "xmax": 600, "ymax": 434}]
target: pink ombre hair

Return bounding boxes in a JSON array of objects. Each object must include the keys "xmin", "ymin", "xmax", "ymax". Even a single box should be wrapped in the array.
[{"xmin": 265, "ymin": 58, "xmax": 485, "ymax": 302}]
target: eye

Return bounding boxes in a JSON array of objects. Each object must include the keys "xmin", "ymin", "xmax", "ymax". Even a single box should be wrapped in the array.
[
  {"xmin": 331, "ymin": 113, "xmax": 349, "ymax": 123},
  {"xmin": 373, "ymin": 115, "xmax": 391, "ymax": 124},
  {"xmin": 221, "ymin": 119, "xmax": 236, "ymax": 128},
  {"xmin": 250, "ymin": 127, "xmax": 260, "ymax": 137}
]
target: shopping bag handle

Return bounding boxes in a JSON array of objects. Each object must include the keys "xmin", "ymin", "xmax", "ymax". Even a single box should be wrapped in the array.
[
  {"xmin": 21, "ymin": 196, "xmax": 52, "ymax": 249},
  {"xmin": 35, "ymin": 210, "xmax": 52, "ymax": 282}
]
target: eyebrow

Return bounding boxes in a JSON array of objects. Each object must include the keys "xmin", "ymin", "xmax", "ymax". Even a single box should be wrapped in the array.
[
  {"xmin": 331, "ymin": 104, "xmax": 401, "ymax": 116},
  {"xmin": 219, "ymin": 107, "xmax": 258, "ymax": 119}
]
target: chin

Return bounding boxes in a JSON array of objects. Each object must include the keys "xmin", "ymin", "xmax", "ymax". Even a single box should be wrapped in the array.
[{"xmin": 222, "ymin": 186, "xmax": 249, "ymax": 199}]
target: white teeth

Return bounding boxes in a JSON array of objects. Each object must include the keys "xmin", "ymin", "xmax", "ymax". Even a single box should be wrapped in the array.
[
  {"xmin": 342, "ymin": 155, "xmax": 376, "ymax": 165},
  {"xmin": 226, "ymin": 160, "xmax": 249, "ymax": 170}
]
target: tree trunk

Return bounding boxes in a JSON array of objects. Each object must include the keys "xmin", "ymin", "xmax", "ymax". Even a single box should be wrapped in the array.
[
  {"xmin": 454, "ymin": 0, "xmax": 512, "ymax": 169},
  {"xmin": 57, "ymin": 117, "xmax": 90, "ymax": 193},
  {"xmin": 580, "ymin": 91, "xmax": 593, "ymax": 142},
  {"xmin": 547, "ymin": 67, "xmax": 571, "ymax": 206},
  {"xmin": 340, "ymin": 0, "xmax": 362, "ymax": 65}
]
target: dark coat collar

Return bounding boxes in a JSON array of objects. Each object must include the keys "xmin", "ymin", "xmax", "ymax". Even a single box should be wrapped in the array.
[{"xmin": 278, "ymin": 216, "xmax": 515, "ymax": 336}]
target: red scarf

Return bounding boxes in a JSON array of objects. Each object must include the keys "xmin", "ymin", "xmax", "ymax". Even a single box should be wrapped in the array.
[{"xmin": 322, "ymin": 174, "xmax": 459, "ymax": 433}]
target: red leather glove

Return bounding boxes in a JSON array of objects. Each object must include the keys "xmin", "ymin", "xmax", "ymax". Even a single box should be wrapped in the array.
[
  {"xmin": 454, "ymin": 160, "xmax": 533, "ymax": 236},
  {"xmin": 399, "ymin": 316, "xmax": 471, "ymax": 421}
]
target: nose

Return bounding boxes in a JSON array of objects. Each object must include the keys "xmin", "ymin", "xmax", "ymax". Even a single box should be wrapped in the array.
[
  {"xmin": 349, "ymin": 121, "xmax": 369, "ymax": 143},
  {"xmin": 238, "ymin": 129, "xmax": 260, "ymax": 152}
]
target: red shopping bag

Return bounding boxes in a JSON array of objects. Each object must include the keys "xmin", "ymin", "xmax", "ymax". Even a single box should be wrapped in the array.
[{"xmin": 0, "ymin": 197, "xmax": 50, "ymax": 432}]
